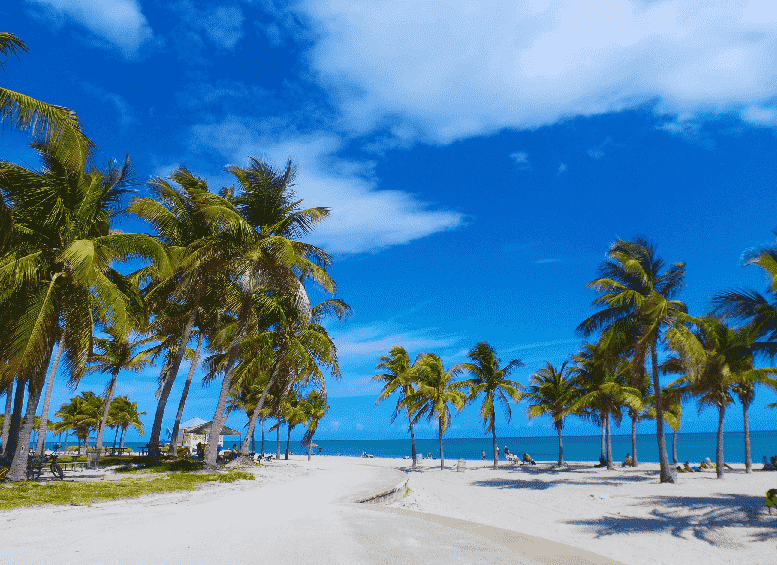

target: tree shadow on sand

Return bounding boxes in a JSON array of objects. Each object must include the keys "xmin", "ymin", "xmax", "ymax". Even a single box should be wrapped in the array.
[{"xmin": 565, "ymin": 493, "xmax": 776, "ymax": 546}]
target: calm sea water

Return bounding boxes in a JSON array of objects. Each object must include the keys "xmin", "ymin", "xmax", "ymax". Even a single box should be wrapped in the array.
[{"xmin": 33, "ymin": 431, "xmax": 777, "ymax": 464}]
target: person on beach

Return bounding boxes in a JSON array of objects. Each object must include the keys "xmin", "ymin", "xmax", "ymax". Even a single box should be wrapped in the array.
[
  {"xmin": 504, "ymin": 446, "xmax": 510, "ymax": 458},
  {"xmin": 622, "ymin": 453, "xmax": 634, "ymax": 467},
  {"xmin": 482, "ymin": 450, "xmax": 486, "ymax": 460}
]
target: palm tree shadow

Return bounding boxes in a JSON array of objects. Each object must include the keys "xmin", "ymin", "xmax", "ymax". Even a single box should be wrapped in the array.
[{"xmin": 565, "ymin": 493, "xmax": 776, "ymax": 545}]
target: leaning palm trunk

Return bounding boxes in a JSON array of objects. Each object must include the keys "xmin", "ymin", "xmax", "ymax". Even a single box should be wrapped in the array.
[
  {"xmin": 276, "ymin": 423, "xmax": 281, "ymax": 460},
  {"xmin": 651, "ymin": 345, "xmax": 673, "ymax": 482},
  {"xmin": 205, "ymin": 290, "xmax": 252, "ymax": 467},
  {"xmin": 600, "ymin": 419, "xmax": 606, "ymax": 464},
  {"xmin": 36, "ymin": 335, "xmax": 65, "ymax": 456},
  {"xmin": 149, "ymin": 291, "xmax": 201, "ymax": 465},
  {"xmin": 716, "ymin": 404, "xmax": 725, "ymax": 479},
  {"xmin": 285, "ymin": 425, "xmax": 291, "ymax": 460},
  {"xmin": 241, "ymin": 364, "xmax": 283, "ymax": 454},
  {"xmin": 605, "ymin": 414, "xmax": 614, "ymax": 470},
  {"xmin": 169, "ymin": 333, "xmax": 203, "ymax": 456},
  {"xmin": 308, "ymin": 440, "xmax": 312, "ymax": 461},
  {"xmin": 491, "ymin": 421, "xmax": 498, "ymax": 469},
  {"xmin": 261, "ymin": 417, "xmax": 265, "ymax": 455},
  {"xmin": 630, "ymin": 412, "xmax": 638, "ymax": 467},
  {"xmin": 743, "ymin": 397, "xmax": 752, "ymax": 473},
  {"xmin": 438, "ymin": 418, "xmax": 445, "ymax": 471},
  {"xmin": 2, "ymin": 382, "xmax": 13, "ymax": 456},
  {"xmin": 8, "ymin": 380, "xmax": 44, "ymax": 481},
  {"xmin": 95, "ymin": 371, "xmax": 118, "ymax": 451},
  {"xmin": 119, "ymin": 427, "xmax": 128, "ymax": 450},
  {"xmin": 556, "ymin": 423, "xmax": 564, "ymax": 467},
  {"xmin": 1, "ymin": 380, "xmax": 24, "ymax": 465}
]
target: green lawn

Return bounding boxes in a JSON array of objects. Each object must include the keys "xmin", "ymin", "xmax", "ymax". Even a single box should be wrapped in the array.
[{"xmin": 0, "ymin": 469, "xmax": 254, "ymax": 510}]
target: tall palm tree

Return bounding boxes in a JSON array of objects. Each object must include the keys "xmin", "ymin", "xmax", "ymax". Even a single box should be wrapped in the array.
[
  {"xmin": 577, "ymin": 237, "xmax": 688, "ymax": 483},
  {"xmin": 524, "ymin": 361, "xmax": 577, "ymax": 467},
  {"xmin": 0, "ymin": 143, "xmax": 168, "ymax": 480},
  {"xmin": 302, "ymin": 389, "xmax": 328, "ymax": 461},
  {"xmin": 85, "ymin": 329, "xmax": 154, "ymax": 451},
  {"xmin": 0, "ymin": 33, "xmax": 95, "ymax": 169},
  {"xmin": 1, "ymin": 382, "xmax": 11, "ymax": 455},
  {"xmin": 402, "ymin": 354, "xmax": 467, "ymax": 470},
  {"xmin": 457, "ymin": 342, "xmax": 524, "ymax": 469},
  {"xmin": 107, "ymin": 396, "xmax": 145, "ymax": 450},
  {"xmin": 373, "ymin": 346, "xmax": 420, "ymax": 467},
  {"xmin": 664, "ymin": 315, "xmax": 777, "ymax": 478},
  {"xmin": 34, "ymin": 332, "xmax": 64, "ymax": 456}
]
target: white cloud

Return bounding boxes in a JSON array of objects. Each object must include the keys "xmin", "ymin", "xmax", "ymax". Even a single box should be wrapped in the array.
[
  {"xmin": 326, "ymin": 322, "xmax": 459, "ymax": 359},
  {"xmin": 187, "ymin": 116, "xmax": 465, "ymax": 254},
  {"xmin": 294, "ymin": 0, "xmax": 777, "ymax": 143},
  {"xmin": 172, "ymin": 2, "xmax": 245, "ymax": 50},
  {"xmin": 534, "ymin": 258, "xmax": 559, "ymax": 264},
  {"xmin": 510, "ymin": 151, "xmax": 531, "ymax": 170},
  {"xmin": 741, "ymin": 104, "xmax": 777, "ymax": 127},
  {"xmin": 28, "ymin": 0, "xmax": 153, "ymax": 57},
  {"xmin": 82, "ymin": 83, "xmax": 134, "ymax": 127},
  {"xmin": 557, "ymin": 163, "xmax": 567, "ymax": 174}
]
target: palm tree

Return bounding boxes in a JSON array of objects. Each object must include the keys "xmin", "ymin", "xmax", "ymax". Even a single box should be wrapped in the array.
[
  {"xmin": 373, "ymin": 346, "xmax": 420, "ymax": 467},
  {"xmin": 664, "ymin": 315, "xmax": 777, "ymax": 478},
  {"xmin": 577, "ymin": 237, "xmax": 688, "ymax": 483},
  {"xmin": 0, "ymin": 143, "xmax": 168, "ymax": 480},
  {"xmin": 51, "ymin": 392, "xmax": 103, "ymax": 454},
  {"xmin": 402, "ymin": 354, "xmax": 467, "ymax": 470},
  {"xmin": 301, "ymin": 389, "xmax": 328, "ymax": 461},
  {"xmin": 107, "ymin": 396, "xmax": 145, "ymax": 450},
  {"xmin": 569, "ymin": 344, "xmax": 642, "ymax": 470},
  {"xmin": 0, "ymin": 33, "xmax": 95, "ymax": 168},
  {"xmin": 1, "ymin": 382, "xmax": 11, "ymax": 455},
  {"xmin": 86, "ymin": 330, "xmax": 154, "ymax": 451},
  {"xmin": 524, "ymin": 361, "xmax": 577, "ymax": 466},
  {"xmin": 34, "ymin": 333, "xmax": 65, "ymax": 456},
  {"xmin": 457, "ymin": 342, "xmax": 524, "ymax": 469}
]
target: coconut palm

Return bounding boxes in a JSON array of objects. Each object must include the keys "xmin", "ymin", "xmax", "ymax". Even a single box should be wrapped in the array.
[
  {"xmin": 524, "ymin": 361, "xmax": 577, "ymax": 467},
  {"xmin": 51, "ymin": 392, "xmax": 103, "ymax": 454},
  {"xmin": 569, "ymin": 344, "xmax": 643, "ymax": 470},
  {"xmin": 402, "ymin": 354, "xmax": 467, "ymax": 470},
  {"xmin": 457, "ymin": 342, "xmax": 524, "ymax": 469},
  {"xmin": 373, "ymin": 346, "xmax": 420, "ymax": 467},
  {"xmin": 107, "ymin": 396, "xmax": 145, "ymax": 450},
  {"xmin": 0, "ymin": 143, "xmax": 168, "ymax": 480},
  {"xmin": 577, "ymin": 237, "xmax": 688, "ymax": 483},
  {"xmin": 1, "ymin": 383, "xmax": 11, "ymax": 455},
  {"xmin": 0, "ymin": 33, "xmax": 95, "ymax": 169},
  {"xmin": 301, "ymin": 389, "xmax": 328, "ymax": 461},
  {"xmin": 664, "ymin": 315, "xmax": 777, "ymax": 478},
  {"xmin": 34, "ymin": 333, "xmax": 65, "ymax": 456},
  {"xmin": 85, "ymin": 329, "xmax": 155, "ymax": 451}
]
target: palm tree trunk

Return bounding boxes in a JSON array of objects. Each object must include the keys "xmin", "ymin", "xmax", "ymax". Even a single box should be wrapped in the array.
[
  {"xmin": 716, "ymin": 404, "xmax": 725, "ymax": 479},
  {"xmin": 205, "ymin": 289, "xmax": 252, "ymax": 467},
  {"xmin": 169, "ymin": 332, "xmax": 203, "ymax": 457},
  {"xmin": 491, "ymin": 421, "xmax": 498, "ymax": 469},
  {"xmin": 651, "ymin": 344, "xmax": 672, "ymax": 483},
  {"xmin": 119, "ymin": 427, "xmax": 127, "ymax": 450},
  {"xmin": 605, "ymin": 414, "xmax": 614, "ymax": 470},
  {"xmin": 672, "ymin": 429, "xmax": 678, "ymax": 465},
  {"xmin": 113, "ymin": 426, "xmax": 120, "ymax": 450},
  {"xmin": 240, "ymin": 365, "xmax": 283, "ymax": 455},
  {"xmin": 1, "ymin": 379, "xmax": 24, "ymax": 465},
  {"xmin": 95, "ymin": 371, "xmax": 118, "ymax": 451},
  {"xmin": 276, "ymin": 421, "xmax": 281, "ymax": 460},
  {"xmin": 261, "ymin": 417, "xmax": 265, "ymax": 456},
  {"xmin": 409, "ymin": 415, "xmax": 417, "ymax": 468},
  {"xmin": 743, "ymin": 397, "xmax": 752, "ymax": 473},
  {"xmin": 630, "ymin": 412, "xmax": 638, "ymax": 467},
  {"xmin": 285, "ymin": 424, "xmax": 291, "ymax": 460},
  {"xmin": 308, "ymin": 439, "xmax": 312, "ymax": 461},
  {"xmin": 438, "ymin": 417, "xmax": 445, "ymax": 471},
  {"xmin": 149, "ymin": 290, "xmax": 202, "ymax": 465},
  {"xmin": 600, "ymin": 418, "xmax": 606, "ymax": 464},
  {"xmin": 36, "ymin": 334, "xmax": 65, "ymax": 456},
  {"xmin": 556, "ymin": 423, "xmax": 564, "ymax": 467},
  {"xmin": 8, "ymin": 380, "xmax": 45, "ymax": 481},
  {"xmin": 1, "ymin": 382, "xmax": 13, "ymax": 456}
]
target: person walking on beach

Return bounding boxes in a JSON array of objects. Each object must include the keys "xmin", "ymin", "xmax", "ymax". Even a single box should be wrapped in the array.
[{"xmin": 482, "ymin": 450, "xmax": 486, "ymax": 460}]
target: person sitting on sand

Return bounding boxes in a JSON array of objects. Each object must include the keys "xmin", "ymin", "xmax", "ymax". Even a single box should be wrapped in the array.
[
  {"xmin": 622, "ymin": 453, "xmax": 634, "ymax": 467},
  {"xmin": 522, "ymin": 453, "xmax": 536, "ymax": 465},
  {"xmin": 700, "ymin": 457, "xmax": 714, "ymax": 469}
]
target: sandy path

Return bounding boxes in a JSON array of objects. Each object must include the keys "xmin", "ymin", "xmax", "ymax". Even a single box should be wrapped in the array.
[{"xmin": 0, "ymin": 457, "xmax": 615, "ymax": 565}]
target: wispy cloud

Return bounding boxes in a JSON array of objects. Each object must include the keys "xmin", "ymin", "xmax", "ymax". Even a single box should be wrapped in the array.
[
  {"xmin": 82, "ymin": 83, "xmax": 134, "ymax": 127},
  {"xmin": 172, "ymin": 1, "xmax": 245, "ymax": 50},
  {"xmin": 292, "ymin": 0, "xmax": 777, "ymax": 144},
  {"xmin": 510, "ymin": 151, "xmax": 531, "ymax": 170},
  {"xmin": 27, "ymin": 0, "xmax": 153, "ymax": 58},
  {"xmin": 327, "ymin": 322, "xmax": 460, "ymax": 359},
  {"xmin": 557, "ymin": 163, "xmax": 567, "ymax": 174},
  {"xmin": 534, "ymin": 258, "xmax": 559, "ymax": 264},
  {"xmin": 186, "ymin": 117, "xmax": 465, "ymax": 254},
  {"xmin": 587, "ymin": 136, "xmax": 612, "ymax": 159}
]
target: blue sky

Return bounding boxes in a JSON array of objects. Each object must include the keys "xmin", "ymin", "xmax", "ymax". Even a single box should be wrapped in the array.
[{"xmin": 5, "ymin": 0, "xmax": 777, "ymax": 444}]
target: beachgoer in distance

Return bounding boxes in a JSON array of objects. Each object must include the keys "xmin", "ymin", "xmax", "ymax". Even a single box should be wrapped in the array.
[
  {"xmin": 622, "ymin": 453, "xmax": 634, "ymax": 467},
  {"xmin": 504, "ymin": 446, "xmax": 510, "ymax": 458},
  {"xmin": 482, "ymin": 450, "xmax": 486, "ymax": 460}
]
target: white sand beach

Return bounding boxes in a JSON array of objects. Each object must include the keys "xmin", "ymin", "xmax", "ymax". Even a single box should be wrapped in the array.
[{"xmin": 1, "ymin": 456, "xmax": 775, "ymax": 564}]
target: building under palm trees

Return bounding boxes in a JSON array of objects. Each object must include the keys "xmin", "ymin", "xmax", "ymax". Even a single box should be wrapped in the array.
[{"xmin": 175, "ymin": 417, "xmax": 242, "ymax": 451}]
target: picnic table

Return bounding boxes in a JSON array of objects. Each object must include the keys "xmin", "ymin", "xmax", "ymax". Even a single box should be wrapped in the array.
[{"xmin": 139, "ymin": 445, "xmax": 149, "ymax": 456}]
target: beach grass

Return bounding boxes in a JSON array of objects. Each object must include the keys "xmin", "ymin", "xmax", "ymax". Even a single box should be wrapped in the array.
[{"xmin": 0, "ymin": 470, "xmax": 254, "ymax": 510}]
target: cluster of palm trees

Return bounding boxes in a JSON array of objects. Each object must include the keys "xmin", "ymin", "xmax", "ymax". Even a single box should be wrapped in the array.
[
  {"xmin": 0, "ymin": 34, "xmax": 348, "ymax": 482},
  {"xmin": 377, "ymin": 238, "xmax": 777, "ymax": 482}
]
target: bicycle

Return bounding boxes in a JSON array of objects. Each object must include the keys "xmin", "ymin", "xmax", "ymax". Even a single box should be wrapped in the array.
[{"xmin": 26, "ymin": 454, "xmax": 65, "ymax": 481}]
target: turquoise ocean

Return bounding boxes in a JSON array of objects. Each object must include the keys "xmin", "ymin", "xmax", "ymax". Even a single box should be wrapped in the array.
[{"xmin": 34, "ymin": 430, "xmax": 777, "ymax": 464}]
